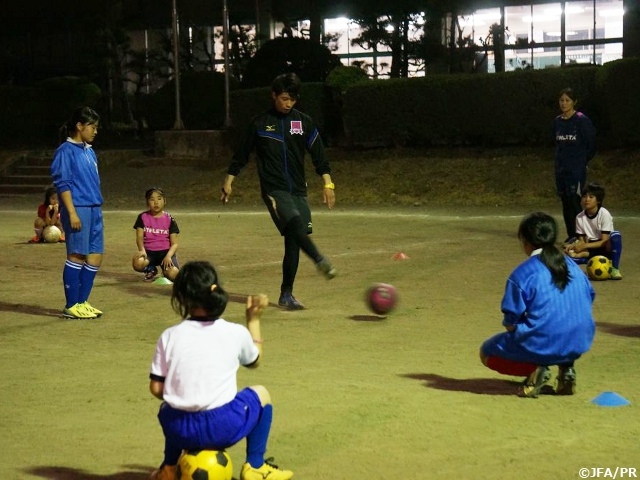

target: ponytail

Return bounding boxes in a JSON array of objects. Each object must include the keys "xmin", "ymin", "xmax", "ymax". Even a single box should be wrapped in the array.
[
  {"xmin": 518, "ymin": 212, "xmax": 570, "ymax": 290},
  {"xmin": 171, "ymin": 261, "xmax": 229, "ymax": 319},
  {"xmin": 539, "ymin": 245, "xmax": 570, "ymax": 290},
  {"xmin": 58, "ymin": 106, "xmax": 100, "ymax": 143}
]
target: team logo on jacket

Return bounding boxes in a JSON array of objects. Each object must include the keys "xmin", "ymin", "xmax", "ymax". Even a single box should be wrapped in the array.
[
  {"xmin": 290, "ymin": 121, "xmax": 303, "ymax": 135},
  {"xmin": 266, "ymin": 125, "xmax": 276, "ymax": 132}
]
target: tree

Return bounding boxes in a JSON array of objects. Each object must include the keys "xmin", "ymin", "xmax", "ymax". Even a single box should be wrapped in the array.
[
  {"xmin": 241, "ymin": 37, "xmax": 341, "ymax": 88},
  {"xmin": 212, "ymin": 23, "xmax": 259, "ymax": 82},
  {"xmin": 350, "ymin": 9, "xmax": 439, "ymax": 78},
  {"xmin": 477, "ymin": 23, "xmax": 506, "ymax": 73},
  {"xmin": 272, "ymin": 0, "xmax": 337, "ymax": 45}
]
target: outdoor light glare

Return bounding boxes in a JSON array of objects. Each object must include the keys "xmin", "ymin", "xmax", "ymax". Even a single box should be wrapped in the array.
[
  {"xmin": 545, "ymin": 6, "xmax": 584, "ymax": 15},
  {"xmin": 326, "ymin": 17, "xmax": 350, "ymax": 29},
  {"xmin": 474, "ymin": 12, "xmax": 502, "ymax": 21},
  {"xmin": 523, "ymin": 15, "xmax": 559, "ymax": 23},
  {"xmin": 599, "ymin": 9, "xmax": 624, "ymax": 17}
]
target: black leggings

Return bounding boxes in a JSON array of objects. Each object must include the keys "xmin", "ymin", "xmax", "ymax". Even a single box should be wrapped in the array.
[
  {"xmin": 281, "ymin": 216, "xmax": 322, "ymax": 293},
  {"xmin": 560, "ymin": 193, "xmax": 582, "ymax": 239}
]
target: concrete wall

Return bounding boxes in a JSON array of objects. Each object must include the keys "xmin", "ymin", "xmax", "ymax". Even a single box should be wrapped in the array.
[{"xmin": 154, "ymin": 130, "xmax": 230, "ymax": 161}]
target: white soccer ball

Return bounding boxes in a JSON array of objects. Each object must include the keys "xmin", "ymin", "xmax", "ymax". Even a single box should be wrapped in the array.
[{"xmin": 43, "ymin": 225, "xmax": 62, "ymax": 243}]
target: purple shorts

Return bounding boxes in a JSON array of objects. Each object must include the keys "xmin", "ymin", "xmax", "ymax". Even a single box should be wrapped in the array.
[{"xmin": 158, "ymin": 388, "xmax": 262, "ymax": 463}]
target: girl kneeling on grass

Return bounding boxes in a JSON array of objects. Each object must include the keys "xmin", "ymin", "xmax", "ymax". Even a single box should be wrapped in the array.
[
  {"xmin": 480, "ymin": 212, "xmax": 596, "ymax": 398},
  {"xmin": 149, "ymin": 261, "xmax": 293, "ymax": 480}
]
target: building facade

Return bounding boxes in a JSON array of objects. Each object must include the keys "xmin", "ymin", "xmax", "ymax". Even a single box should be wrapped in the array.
[{"xmin": 320, "ymin": 0, "xmax": 630, "ymax": 76}]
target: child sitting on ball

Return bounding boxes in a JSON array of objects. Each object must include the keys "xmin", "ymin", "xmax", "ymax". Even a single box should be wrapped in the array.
[
  {"xmin": 563, "ymin": 183, "xmax": 622, "ymax": 280},
  {"xmin": 132, "ymin": 187, "xmax": 180, "ymax": 282},
  {"xmin": 30, "ymin": 186, "xmax": 65, "ymax": 243},
  {"xmin": 148, "ymin": 261, "xmax": 294, "ymax": 480}
]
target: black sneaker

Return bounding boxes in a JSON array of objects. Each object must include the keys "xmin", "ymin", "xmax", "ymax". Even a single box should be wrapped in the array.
[
  {"xmin": 517, "ymin": 366, "xmax": 551, "ymax": 398},
  {"xmin": 278, "ymin": 292, "xmax": 305, "ymax": 310},
  {"xmin": 316, "ymin": 257, "xmax": 337, "ymax": 279},
  {"xmin": 144, "ymin": 268, "xmax": 158, "ymax": 282},
  {"xmin": 556, "ymin": 366, "xmax": 577, "ymax": 395}
]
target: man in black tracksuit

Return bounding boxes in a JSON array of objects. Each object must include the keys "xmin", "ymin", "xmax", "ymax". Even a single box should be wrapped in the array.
[{"xmin": 221, "ymin": 73, "xmax": 337, "ymax": 310}]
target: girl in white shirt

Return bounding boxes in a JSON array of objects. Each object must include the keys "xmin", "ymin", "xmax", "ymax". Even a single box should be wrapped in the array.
[{"xmin": 148, "ymin": 261, "xmax": 293, "ymax": 480}]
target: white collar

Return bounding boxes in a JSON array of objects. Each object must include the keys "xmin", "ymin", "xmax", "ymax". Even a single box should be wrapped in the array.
[
  {"xmin": 530, "ymin": 248, "xmax": 542, "ymax": 257},
  {"xmin": 66, "ymin": 137, "xmax": 91, "ymax": 148}
]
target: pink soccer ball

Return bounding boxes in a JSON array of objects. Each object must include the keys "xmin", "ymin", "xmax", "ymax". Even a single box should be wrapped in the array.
[{"xmin": 366, "ymin": 283, "xmax": 398, "ymax": 315}]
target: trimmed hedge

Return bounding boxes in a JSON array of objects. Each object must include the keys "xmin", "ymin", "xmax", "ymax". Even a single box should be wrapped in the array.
[
  {"xmin": 141, "ymin": 71, "xmax": 235, "ymax": 131},
  {"xmin": 35, "ymin": 77, "xmax": 102, "ymax": 130},
  {"xmin": 228, "ymin": 82, "xmax": 341, "ymax": 148},
  {"xmin": 0, "ymin": 77, "xmax": 101, "ymax": 145},
  {"xmin": 218, "ymin": 60, "xmax": 640, "ymax": 148},
  {"xmin": 595, "ymin": 57, "xmax": 640, "ymax": 146},
  {"xmin": 4, "ymin": 59, "xmax": 639, "ymax": 148},
  {"xmin": 0, "ymin": 86, "xmax": 39, "ymax": 139},
  {"xmin": 342, "ymin": 66, "xmax": 599, "ymax": 147},
  {"xmin": 241, "ymin": 37, "xmax": 342, "ymax": 88}
]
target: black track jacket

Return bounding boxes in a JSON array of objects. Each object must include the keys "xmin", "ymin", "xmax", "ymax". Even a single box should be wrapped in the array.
[{"xmin": 228, "ymin": 107, "xmax": 331, "ymax": 196}]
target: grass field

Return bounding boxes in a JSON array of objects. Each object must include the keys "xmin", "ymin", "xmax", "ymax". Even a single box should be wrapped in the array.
[{"xmin": 1, "ymin": 198, "xmax": 638, "ymax": 479}]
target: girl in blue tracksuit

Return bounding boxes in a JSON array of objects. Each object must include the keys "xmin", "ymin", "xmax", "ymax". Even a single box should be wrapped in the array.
[
  {"xmin": 480, "ymin": 212, "xmax": 596, "ymax": 398},
  {"xmin": 50, "ymin": 106, "xmax": 104, "ymax": 320},
  {"xmin": 553, "ymin": 87, "xmax": 596, "ymax": 241}
]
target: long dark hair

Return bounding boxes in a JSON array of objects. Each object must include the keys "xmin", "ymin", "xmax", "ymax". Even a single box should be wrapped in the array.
[
  {"xmin": 59, "ymin": 106, "xmax": 100, "ymax": 143},
  {"xmin": 518, "ymin": 212, "xmax": 570, "ymax": 290},
  {"xmin": 43, "ymin": 186, "xmax": 57, "ymax": 206},
  {"xmin": 171, "ymin": 261, "xmax": 228, "ymax": 320}
]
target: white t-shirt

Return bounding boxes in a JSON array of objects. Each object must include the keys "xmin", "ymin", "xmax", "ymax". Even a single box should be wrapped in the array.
[
  {"xmin": 150, "ymin": 318, "xmax": 259, "ymax": 412},
  {"xmin": 575, "ymin": 206, "xmax": 614, "ymax": 242}
]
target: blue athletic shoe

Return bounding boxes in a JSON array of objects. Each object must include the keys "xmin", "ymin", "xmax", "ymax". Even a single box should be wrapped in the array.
[{"xmin": 278, "ymin": 292, "xmax": 305, "ymax": 310}]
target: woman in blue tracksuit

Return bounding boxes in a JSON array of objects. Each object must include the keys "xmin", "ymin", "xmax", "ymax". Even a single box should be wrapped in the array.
[
  {"xmin": 220, "ymin": 73, "xmax": 337, "ymax": 310},
  {"xmin": 50, "ymin": 106, "xmax": 104, "ymax": 320},
  {"xmin": 553, "ymin": 87, "xmax": 596, "ymax": 242}
]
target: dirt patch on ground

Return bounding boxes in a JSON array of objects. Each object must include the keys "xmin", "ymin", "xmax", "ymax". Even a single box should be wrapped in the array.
[
  {"xmin": 1, "ymin": 205, "xmax": 638, "ymax": 480},
  {"xmin": 78, "ymin": 146, "xmax": 640, "ymax": 214},
  {"xmin": 1, "ymin": 144, "xmax": 639, "ymax": 479},
  {"xmin": 126, "ymin": 146, "xmax": 640, "ymax": 211},
  {"xmin": 3, "ymin": 145, "xmax": 638, "ymax": 215}
]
